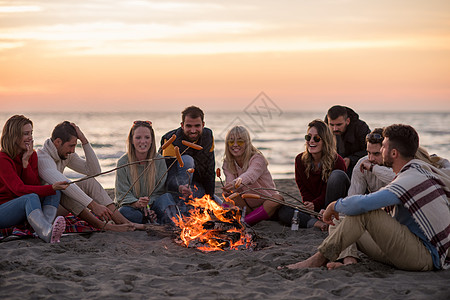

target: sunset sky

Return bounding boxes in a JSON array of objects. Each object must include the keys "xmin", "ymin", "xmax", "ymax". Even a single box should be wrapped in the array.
[{"xmin": 1, "ymin": 0, "xmax": 449, "ymax": 112}]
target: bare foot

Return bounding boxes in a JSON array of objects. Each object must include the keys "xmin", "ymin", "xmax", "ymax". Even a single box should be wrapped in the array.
[
  {"xmin": 104, "ymin": 223, "xmax": 136, "ymax": 232},
  {"xmin": 313, "ymin": 220, "xmax": 329, "ymax": 231},
  {"xmin": 132, "ymin": 223, "xmax": 146, "ymax": 230},
  {"xmin": 279, "ymin": 252, "xmax": 329, "ymax": 270},
  {"xmin": 327, "ymin": 256, "xmax": 358, "ymax": 270}
]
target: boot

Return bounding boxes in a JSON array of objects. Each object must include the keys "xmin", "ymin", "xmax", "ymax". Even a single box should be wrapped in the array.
[
  {"xmin": 42, "ymin": 205, "xmax": 58, "ymax": 223},
  {"xmin": 27, "ymin": 209, "xmax": 66, "ymax": 243},
  {"xmin": 244, "ymin": 205, "xmax": 269, "ymax": 226}
]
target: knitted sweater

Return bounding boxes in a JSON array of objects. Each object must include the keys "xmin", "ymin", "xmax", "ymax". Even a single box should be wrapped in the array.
[
  {"xmin": 385, "ymin": 159, "xmax": 450, "ymax": 269},
  {"xmin": 295, "ymin": 152, "xmax": 346, "ymax": 211},
  {"xmin": 114, "ymin": 153, "xmax": 168, "ymax": 206},
  {"xmin": 37, "ymin": 138, "xmax": 101, "ymax": 207},
  {"xmin": 0, "ymin": 151, "xmax": 55, "ymax": 204},
  {"xmin": 222, "ymin": 153, "xmax": 277, "ymax": 197},
  {"xmin": 348, "ymin": 155, "xmax": 395, "ymax": 196}
]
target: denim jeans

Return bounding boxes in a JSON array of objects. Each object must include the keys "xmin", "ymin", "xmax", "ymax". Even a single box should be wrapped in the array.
[
  {"xmin": 119, "ymin": 192, "xmax": 176, "ymax": 224},
  {"xmin": 324, "ymin": 169, "xmax": 350, "ymax": 208},
  {"xmin": 0, "ymin": 191, "xmax": 61, "ymax": 228}
]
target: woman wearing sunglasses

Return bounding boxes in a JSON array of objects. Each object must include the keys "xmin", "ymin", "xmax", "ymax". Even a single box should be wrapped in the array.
[
  {"xmin": 115, "ymin": 121, "xmax": 176, "ymax": 224},
  {"xmin": 221, "ymin": 126, "xmax": 283, "ymax": 225},
  {"xmin": 279, "ymin": 119, "xmax": 349, "ymax": 230}
]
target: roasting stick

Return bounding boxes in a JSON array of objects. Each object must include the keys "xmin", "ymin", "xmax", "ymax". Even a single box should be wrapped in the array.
[
  {"xmin": 216, "ymin": 168, "xmax": 225, "ymax": 187},
  {"xmin": 101, "ymin": 158, "xmax": 155, "ymax": 230},
  {"xmin": 147, "ymin": 143, "xmax": 202, "ymax": 222},
  {"xmin": 229, "ymin": 179, "xmax": 321, "ymax": 218},
  {"xmin": 100, "ymin": 136, "xmax": 199, "ymax": 230},
  {"xmin": 245, "ymin": 187, "xmax": 303, "ymax": 204},
  {"xmin": 68, "ymin": 157, "xmax": 172, "ymax": 185},
  {"xmin": 148, "ymin": 144, "xmax": 195, "ymax": 199},
  {"xmin": 240, "ymin": 193, "xmax": 321, "ymax": 218}
]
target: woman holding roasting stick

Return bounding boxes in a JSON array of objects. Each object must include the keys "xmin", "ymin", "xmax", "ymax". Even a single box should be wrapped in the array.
[
  {"xmin": 0, "ymin": 115, "xmax": 69, "ymax": 243},
  {"xmin": 114, "ymin": 120, "xmax": 176, "ymax": 224},
  {"xmin": 221, "ymin": 125, "xmax": 283, "ymax": 225},
  {"xmin": 277, "ymin": 119, "xmax": 349, "ymax": 230}
]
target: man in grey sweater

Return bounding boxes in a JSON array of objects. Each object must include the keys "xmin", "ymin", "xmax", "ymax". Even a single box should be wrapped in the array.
[{"xmin": 38, "ymin": 121, "xmax": 136, "ymax": 231}]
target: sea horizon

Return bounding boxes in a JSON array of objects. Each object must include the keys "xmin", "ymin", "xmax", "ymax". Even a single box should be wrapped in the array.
[{"xmin": 1, "ymin": 110, "xmax": 449, "ymax": 189}]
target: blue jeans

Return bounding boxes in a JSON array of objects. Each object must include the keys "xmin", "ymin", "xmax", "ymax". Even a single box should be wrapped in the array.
[
  {"xmin": 0, "ymin": 192, "xmax": 61, "ymax": 228},
  {"xmin": 119, "ymin": 193, "xmax": 176, "ymax": 224},
  {"xmin": 166, "ymin": 154, "xmax": 222, "ymax": 204},
  {"xmin": 278, "ymin": 170, "xmax": 350, "ymax": 227},
  {"xmin": 324, "ymin": 169, "xmax": 350, "ymax": 208}
]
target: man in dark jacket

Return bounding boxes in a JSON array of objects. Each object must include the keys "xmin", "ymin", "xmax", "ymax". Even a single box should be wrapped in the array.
[
  {"xmin": 325, "ymin": 105, "xmax": 370, "ymax": 178},
  {"xmin": 160, "ymin": 106, "xmax": 216, "ymax": 201}
]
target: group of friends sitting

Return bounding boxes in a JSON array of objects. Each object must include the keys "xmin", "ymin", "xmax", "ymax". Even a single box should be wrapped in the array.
[{"xmin": 0, "ymin": 105, "xmax": 449, "ymax": 272}]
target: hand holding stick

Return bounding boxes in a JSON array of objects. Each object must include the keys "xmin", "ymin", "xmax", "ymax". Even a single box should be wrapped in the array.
[
  {"xmin": 148, "ymin": 140, "xmax": 202, "ymax": 198},
  {"xmin": 186, "ymin": 168, "xmax": 194, "ymax": 187},
  {"xmin": 216, "ymin": 168, "xmax": 225, "ymax": 187}
]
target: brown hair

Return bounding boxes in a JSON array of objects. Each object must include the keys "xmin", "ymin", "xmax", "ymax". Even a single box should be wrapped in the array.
[
  {"xmin": 383, "ymin": 124, "xmax": 418, "ymax": 159},
  {"xmin": 181, "ymin": 106, "xmax": 204, "ymax": 122},
  {"xmin": 1, "ymin": 115, "xmax": 33, "ymax": 158},
  {"xmin": 301, "ymin": 119, "xmax": 337, "ymax": 181}
]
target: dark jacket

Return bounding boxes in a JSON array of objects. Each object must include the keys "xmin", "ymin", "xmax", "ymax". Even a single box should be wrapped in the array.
[
  {"xmin": 325, "ymin": 107, "xmax": 370, "ymax": 177},
  {"xmin": 160, "ymin": 127, "xmax": 215, "ymax": 197}
]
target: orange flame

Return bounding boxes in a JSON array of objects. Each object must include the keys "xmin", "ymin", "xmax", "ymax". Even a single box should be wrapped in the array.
[{"xmin": 172, "ymin": 194, "xmax": 252, "ymax": 252}]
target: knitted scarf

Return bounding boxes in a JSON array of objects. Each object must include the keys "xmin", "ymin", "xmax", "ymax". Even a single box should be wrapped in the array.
[{"xmin": 385, "ymin": 159, "xmax": 450, "ymax": 269}]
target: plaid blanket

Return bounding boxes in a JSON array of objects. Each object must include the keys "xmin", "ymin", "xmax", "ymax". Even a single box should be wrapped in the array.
[
  {"xmin": 0, "ymin": 214, "xmax": 99, "ymax": 242},
  {"xmin": 385, "ymin": 159, "xmax": 450, "ymax": 269}
]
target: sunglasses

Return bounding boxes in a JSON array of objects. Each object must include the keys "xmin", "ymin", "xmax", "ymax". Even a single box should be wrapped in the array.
[
  {"xmin": 227, "ymin": 139, "xmax": 245, "ymax": 147},
  {"xmin": 366, "ymin": 133, "xmax": 383, "ymax": 142},
  {"xmin": 133, "ymin": 120, "xmax": 152, "ymax": 127},
  {"xmin": 305, "ymin": 135, "xmax": 321, "ymax": 143}
]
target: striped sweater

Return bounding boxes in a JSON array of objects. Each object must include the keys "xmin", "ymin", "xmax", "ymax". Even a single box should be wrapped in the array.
[{"xmin": 385, "ymin": 159, "xmax": 450, "ymax": 269}]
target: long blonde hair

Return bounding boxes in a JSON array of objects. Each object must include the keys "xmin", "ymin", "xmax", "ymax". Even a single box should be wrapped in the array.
[
  {"xmin": 127, "ymin": 121, "xmax": 156, "ymax": 196},
  {"xmin": 1, "ymin": 115, "xmax": 33, "ymax": 159},
  {"xmin": 301, "ymin": 119, "xmax": 337, "ymax": 181},
  {"xmin": 223, "ymin": 126, "xmax": 267, "ymax": 176}
]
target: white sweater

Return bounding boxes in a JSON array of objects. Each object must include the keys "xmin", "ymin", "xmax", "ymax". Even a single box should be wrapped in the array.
[
  {"xmin": 37, "ymin": 138, "xmax": 101, "ymax": 207},
  {"xmin": 348, "ymin": 155, "xmax": 396, "ymax": 196}
]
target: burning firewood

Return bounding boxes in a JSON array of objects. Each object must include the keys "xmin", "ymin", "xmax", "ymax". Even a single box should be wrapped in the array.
[{"xmin": 172, "ymin": 195, "xmax": 253, "ymax": 251}]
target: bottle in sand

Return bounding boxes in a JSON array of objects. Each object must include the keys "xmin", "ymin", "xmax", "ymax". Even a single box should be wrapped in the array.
[{"xmin": 291, "ymin": 209, "xmax": 299, "ymax": 231}]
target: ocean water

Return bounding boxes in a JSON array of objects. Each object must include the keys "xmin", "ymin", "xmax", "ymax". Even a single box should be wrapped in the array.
[{"xmin": 1, "ymin": 111, "xmax": 449, "ymax": 188}]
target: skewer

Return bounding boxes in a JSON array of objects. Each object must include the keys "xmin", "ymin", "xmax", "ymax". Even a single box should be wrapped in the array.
[
  {"xmin": 245, "ymin": 187, "xmax": 303, "ymax": 204},
  {"xmin": 240, "ymin": 193, "xmax": 321, "ymax": 217},
  {"xmin": 68, "ymin": 157, "xmax": 171, "ymax": 184},
  {"xmin": 231, "ymin": 180, "xmax": 320, "ymax": 218},
  {"xmin": 216, "ymin": 168, "xmax": 225, "ymax": 187},
  {"xmin": 186, "ymin": 168, "xmax": 194, "ymax": 187},
  {"xmin": 148, "ymin": 139, "xmax": 202, "ymax": 198}
]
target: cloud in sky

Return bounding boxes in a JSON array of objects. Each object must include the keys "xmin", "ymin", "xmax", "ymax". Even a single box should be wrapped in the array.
[
  {"xmin": 0, "ymin": 0, "xmax": 449, "ymax": 112},
  {"xmin": 1, "ymin": 0, "xmax": 449, "ymax": 55}
]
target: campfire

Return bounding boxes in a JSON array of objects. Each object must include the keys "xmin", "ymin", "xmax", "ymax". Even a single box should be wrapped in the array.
[{"xmin": 172, "ymin": 195, "xmax": 253, "ymax": 252}]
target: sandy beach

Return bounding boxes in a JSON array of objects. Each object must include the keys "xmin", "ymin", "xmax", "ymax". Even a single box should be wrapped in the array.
[{"xmin": 1, "ymin": 179, "xmax": 449, "ymax": 300}]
